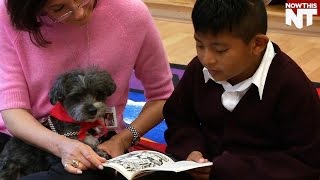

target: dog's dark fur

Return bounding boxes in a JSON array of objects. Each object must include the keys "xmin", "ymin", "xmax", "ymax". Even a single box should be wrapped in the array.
[{"xmin": 0, "ymin": 68, "xmax": 116, "ymax": 180}]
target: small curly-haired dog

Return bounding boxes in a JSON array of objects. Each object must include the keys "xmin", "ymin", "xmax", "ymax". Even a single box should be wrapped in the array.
[{"xmin": 0, "ymin": 67, "xmax": 116, "ymax": 180}]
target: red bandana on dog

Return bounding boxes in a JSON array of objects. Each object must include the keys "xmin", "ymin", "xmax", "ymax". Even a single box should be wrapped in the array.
[{"xmin": 50, "ymin": 102, "xmax": 108, "ymax": 140}]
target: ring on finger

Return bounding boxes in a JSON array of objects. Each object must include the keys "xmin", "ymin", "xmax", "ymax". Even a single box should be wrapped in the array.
[
  {"xmin": 71, "ymin": 159, "xmax": 80, "ymax": 168},
  {"xmin": 64, "ymin": 163, "xmax": 69, "ymax": 169}
]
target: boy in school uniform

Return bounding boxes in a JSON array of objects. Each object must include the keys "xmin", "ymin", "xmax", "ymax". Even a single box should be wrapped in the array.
[{"xmin": 163, "ymin": 0, "xmax": 320, "ymax": 179}]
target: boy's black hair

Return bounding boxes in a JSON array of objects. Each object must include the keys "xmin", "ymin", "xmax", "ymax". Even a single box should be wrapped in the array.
[
  {"xmin": 192, "ymin": 0, "xmax": 267, "ymax": 44},
  {"xmin": 6, "ymin": 0, "xmax": 50, "ymax": 47}
]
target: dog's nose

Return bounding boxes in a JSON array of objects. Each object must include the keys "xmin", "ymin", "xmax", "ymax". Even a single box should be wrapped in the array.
[{"xmin": 87, "ymin": 105, "xmax": 97, "ymax": 116}]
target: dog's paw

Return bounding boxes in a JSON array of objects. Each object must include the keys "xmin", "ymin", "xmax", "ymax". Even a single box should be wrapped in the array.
[
  {"xmin": 95, "ymin": 149, "xmax": 111, "ymax": 160},
  {"xmin": 83, "ymin": 135, "xmax": 100, "ymax": 147}
]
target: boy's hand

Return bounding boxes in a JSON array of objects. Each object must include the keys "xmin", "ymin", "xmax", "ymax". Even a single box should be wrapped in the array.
[
  {"xmin": 186, "ymin": 151, "xmax": 211, "ymax": 180},
  {"xmin": 98, "ymin": 134, "xmax": 127, "ymax": 158}
]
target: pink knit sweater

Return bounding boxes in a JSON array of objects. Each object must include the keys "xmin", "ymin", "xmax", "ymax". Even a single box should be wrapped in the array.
[{"xmin": 0, "ymin": 0, "xmax": 173, "ymax": 134}]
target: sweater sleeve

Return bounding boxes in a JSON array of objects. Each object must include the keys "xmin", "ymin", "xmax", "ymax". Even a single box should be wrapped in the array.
[
  {"xmin": 0, "ymin": 14, "xmax": 30, "ymax": 111},
  {"xmin": 211, "ymin": 61, "xmax": 320, "ymax": 180},
  {"xmin": 132, "ymin": 2, "xmax": 173, "ymax": 101},
  {"xmin": 164, "ymin": 58, "xmax": 208, "ymax": 160},
  {"xmin": 211, "ymin": 150, "xmax": 320, "ymax": 180}
]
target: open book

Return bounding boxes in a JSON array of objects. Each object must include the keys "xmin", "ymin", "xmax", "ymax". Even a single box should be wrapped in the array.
[{"xmin": 102, "ymin": 150, "xmax": 213, "ymax": 180}]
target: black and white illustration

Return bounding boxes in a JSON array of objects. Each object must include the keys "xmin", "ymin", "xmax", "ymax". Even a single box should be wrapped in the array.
[
  {"xmin": 108, "ymin": 151, "xmax": 171, "ymax": 172},
  {"xmin": 103, "ymin": 150, "xmax": 213, "ymax": 180}
]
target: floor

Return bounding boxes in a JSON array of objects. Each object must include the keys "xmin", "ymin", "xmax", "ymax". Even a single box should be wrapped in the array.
[{"xmin": 145, "ymin": 0, "xmax": 320, "ymax": 82}]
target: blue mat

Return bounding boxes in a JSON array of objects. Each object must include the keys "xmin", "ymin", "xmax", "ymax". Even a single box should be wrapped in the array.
[
  {"xmin": 124, "ymin": 92, "xmax": 168, "ymax": 144},
  {"xmin": 124, "ymin": 64, "xmax": 186, "ymax": 144}
]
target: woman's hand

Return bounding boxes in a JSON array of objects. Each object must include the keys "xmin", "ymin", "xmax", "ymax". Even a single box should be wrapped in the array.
[
  {"xmin": 2, "ymin": 109, "xmax": 107, "ymax": 174},
  {"xmin": 59, "ymin": 138, "xmax": 106, "ymax": 174},
  {"xmin": 186, "ymin": 151, "xmax": 211, "ymax": 180}
]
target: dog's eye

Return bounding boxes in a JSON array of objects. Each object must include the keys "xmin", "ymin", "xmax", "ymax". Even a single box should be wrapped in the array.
[
  {"xmin": 68, "ymin": 93, "xmax": 82, "ymax": 102},
  {"xmin": 96, "ymin": 91, "xmax": 106, "ymax": 101}
]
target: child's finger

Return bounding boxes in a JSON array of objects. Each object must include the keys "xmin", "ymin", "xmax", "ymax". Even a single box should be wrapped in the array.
[{"xmin": 187, "ymin": 151, "xmax": 205, "ymax": 162}]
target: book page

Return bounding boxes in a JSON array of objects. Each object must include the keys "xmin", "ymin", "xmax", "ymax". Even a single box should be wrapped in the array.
[
  {"xmin": 103, "ymin": 150, "xmax": 174, "ymax": 179},
  {"xmin": 142, "ymin": 160, "xmax": 213, "ymax": 172}
]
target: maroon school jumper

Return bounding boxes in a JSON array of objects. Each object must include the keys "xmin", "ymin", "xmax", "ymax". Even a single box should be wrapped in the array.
[{"xmin": 164, "ymin": 43, "xmax": 320, "ymax": 180}]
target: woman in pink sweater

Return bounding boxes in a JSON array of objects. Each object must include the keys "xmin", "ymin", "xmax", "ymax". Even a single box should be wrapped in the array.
[{"xmin": 0, "ymin": 0, "xmax": 173, "ymax": 178}]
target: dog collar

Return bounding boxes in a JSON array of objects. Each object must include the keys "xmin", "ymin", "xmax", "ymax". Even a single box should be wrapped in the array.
[
  {"xmin": 49, "ymin": 102, "xmax": 108, "ymax": 140},
  {"xmin": 50, "ymin": 102, "xmax": 74, "ymax": 123},
  {"xmin": 47, "ymin": 116, "xmax": 78, "ymax": 137},
  {"xmin": 78, "ymin": 120, "xmax": 107, "ymax": 140}
]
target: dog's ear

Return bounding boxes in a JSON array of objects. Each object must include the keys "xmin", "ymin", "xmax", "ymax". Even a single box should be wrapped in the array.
[
  {"xmin": 93, "ymin": 68, "xmax": 117, "ymax": 97},
  {"xmin": 48, "ymin": 74, "xmax": 67, "ymax": 105},
  {"xmin": 106, "ymin": 79, "xmax": 117, "ymax": 97},
  {"xmin": 102, "ymin": 71, "xmax": 117, "ymax": 97}
]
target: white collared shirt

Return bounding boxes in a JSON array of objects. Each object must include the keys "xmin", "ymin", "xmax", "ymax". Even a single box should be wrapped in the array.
[{"xmin": 203, "ymin": 41, "xmax": 276, "ymax": 112}]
